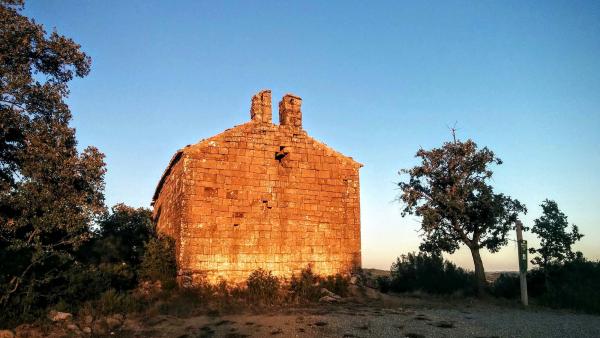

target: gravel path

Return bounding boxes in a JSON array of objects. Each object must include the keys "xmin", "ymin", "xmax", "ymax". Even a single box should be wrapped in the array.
[{"xmin": 126, "ymin": 295, "xmax": 600, "ymax": 337}]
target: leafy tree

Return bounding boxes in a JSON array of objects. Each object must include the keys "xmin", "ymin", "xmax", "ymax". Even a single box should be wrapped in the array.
[
  {"xmin": 529, "ymin": 199, "xmax": 583, "ymax": 270},
  {"xmin": 86, "ymin": 204, "xmax": 155, "ymax": 266},
  {"xmin": 0, "ymin": 0, "xmax": 105, "ymax": 318},
  {"xmin": 398, "ymin": 137, "xmax": 526, "ymax": 294},
  {"xmin": 139, "ymin": 236, "xmax": 177, "ymax": 289}
]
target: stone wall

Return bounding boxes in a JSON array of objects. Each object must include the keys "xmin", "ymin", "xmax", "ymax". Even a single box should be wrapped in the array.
[{"xmin": 153, "ymin": 90, "xmax": 362, "ymax": 284}]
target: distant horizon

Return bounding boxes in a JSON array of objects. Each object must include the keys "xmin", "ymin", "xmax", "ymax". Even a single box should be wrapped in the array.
[{"xmin": 24, "ymin": 0, "xmax": 600, "ymax": 272}]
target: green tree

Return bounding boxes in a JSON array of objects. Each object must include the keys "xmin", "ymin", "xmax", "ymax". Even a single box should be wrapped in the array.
[
  {"xmin": 398, "ymin": 137, "xmax": 526, "ymax": 294},
  {"xmin": 87, "ymin": 204, "xmax": 155, "ymax": 266},
  {"xmin": 139, "ymin": 236, "xmax": 177, "ymax": 289},
  {"xmin": 529, "ymin": 199, "xmax": 583, "ymax": 270},
  {"xmin": 0, "ymin": 0, "xmax": 105, "ymax": 317}
]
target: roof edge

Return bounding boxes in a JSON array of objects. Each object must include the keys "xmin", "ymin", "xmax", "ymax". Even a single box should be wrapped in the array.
[{"xmin": 151, "ymin": 150, "xmax": 184, "ymax": 205}]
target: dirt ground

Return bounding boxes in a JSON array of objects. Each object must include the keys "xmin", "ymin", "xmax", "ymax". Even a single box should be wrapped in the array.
[{"xmin": 114, "ymin": 291, "xmax": 600, "ymax": 338}]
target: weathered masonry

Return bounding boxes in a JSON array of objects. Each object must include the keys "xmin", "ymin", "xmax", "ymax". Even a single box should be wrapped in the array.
[{"xmin": 152, "ymin": 90, "xmax": 362, "ymax": 284}]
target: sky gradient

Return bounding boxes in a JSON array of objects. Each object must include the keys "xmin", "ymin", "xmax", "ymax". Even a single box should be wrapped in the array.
[{"xmin": 24, "ymin": 0, "xmax": 600, "ymax": 271}]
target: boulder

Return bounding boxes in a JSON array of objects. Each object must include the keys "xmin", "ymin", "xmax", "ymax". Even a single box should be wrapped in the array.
[
  {"xmin": 110, "ymin": 314, "xmax": 124, "ymax": 323},
  {"xmin": 83, "ymin": 315, "xmax": 94, "ymax": 325},
  {"xmin": 122, "ymin": 319, "xmax": 142, "ymax": 332},
  {"xmin": 66, "ymin": 323, "xmax": 81, "ymax": 334},
  {"xmin": 319, "ymin": 295, "xmax": 339, "ymax": 303},
  {"xmin": 14, "ymin": 324, "xmax": 42, "ymax": 338},
  {"xmin": 105, "ymin": 316, "xmax": 122, "ymax": 330},
  {"xmin": 0, "ymin": 330, "xmax": 14, "ymax": 338},
  {"xmin": 320, "ymin": 288, "xmax": 341, "ymax": 299},
  {"xmin": 47, "ymin": 310, "xmax": 73, "ymax": 322},
  {"xmin": 92, "ymin": 320, "xmax": 109, "ymax": 336}
]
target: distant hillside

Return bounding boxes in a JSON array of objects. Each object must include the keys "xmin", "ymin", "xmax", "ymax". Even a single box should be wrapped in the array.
[{"xmin": 363, "ymin": 268, "xmax": 518, "ymax": 283}]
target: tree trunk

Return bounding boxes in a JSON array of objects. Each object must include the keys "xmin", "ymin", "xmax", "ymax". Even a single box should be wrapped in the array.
[{"xmin": 470, "ymin": 246, "xmax": 487, "ymax": 295}]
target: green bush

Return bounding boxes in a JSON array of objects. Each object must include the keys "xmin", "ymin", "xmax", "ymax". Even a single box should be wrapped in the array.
[
  {"xmin": 246, "ymin": 268, "xmax": 280, "ymax": 305},
  {"xmin": 319, "ymin": 274, "xmax": 350, "ymax": 297},
  {"xmin": 139, "ymin": 236, "xmax": 177, "ymax": 290},
  {"xmin": 289, "ymin": 266, "xmax": 322, "ymax": 302},
  {"xmin": 490, "ymin": 273, "xmax": 520, "ymax": 299},
  {"xmin": 538, "ymin": 259, "xmax": 600, "ymax": 313},
  {"xmin": 389, "ymin": 252, "xmax": 477, "ymax": 295},
  {"xmin": 96, "ymin": 289, "xmax": 144, "ymax": 315},
  {"xmin": 376, "ymin": 276, "xmax": 391, "ymax": 293},
  {"xmin": 489, "ymin": 260, "xmax": 600, "ymax": 314}
]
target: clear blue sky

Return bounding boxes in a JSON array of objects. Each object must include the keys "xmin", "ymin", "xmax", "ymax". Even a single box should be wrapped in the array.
[{"xmin": 25, "ymin": 1, "xmax": 600, "ymax": 271}]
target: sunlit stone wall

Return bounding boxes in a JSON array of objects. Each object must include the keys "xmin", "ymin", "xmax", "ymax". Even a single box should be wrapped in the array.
[{"xmin": 153, "ymin": 90, "xmax": 361, "ymax": 284}]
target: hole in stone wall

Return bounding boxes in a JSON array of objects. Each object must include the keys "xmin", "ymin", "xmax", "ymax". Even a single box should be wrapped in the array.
[
  {"xmin": 226, "ymin": 190, "xmax": 239, "ymax": 199},
  {"xmin": 275, "ymin": 146, "xmax": 288, "ymax": 162},
  {"xmin": 262, "ymin": 199, "xmax": 272, "ymax": 209},
  {"xmin": 203, "ymin": 187, "xmax": 218, "ymax": 197},
  {"xmin": 233, "ymin": 223, "xmax": 239, "ymax": 227}
]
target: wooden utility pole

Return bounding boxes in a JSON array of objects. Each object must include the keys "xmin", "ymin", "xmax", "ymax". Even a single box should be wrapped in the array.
[{"xmin": 516, "ymin": 220, "xmax": 528, "ymax": 306}]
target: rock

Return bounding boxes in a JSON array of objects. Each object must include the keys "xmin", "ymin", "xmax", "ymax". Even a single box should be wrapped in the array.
[
  {"xmin": 348, "ymin": 284, "xmax": 382, "ymax": 300},
  {"xmin": 83, "ymin": 315, "xmax": 94, "ymax": 325},
  {"xmin": 92, "ymin": 320, "xmax": 109, "ymax": 336},
  {"xmin": 320, "ymin": 288, "xmax": 341, "ymax": 299},
  {"xmin": 0, "ymin": 330, "xmax": 14, "ymax": 338},
  {"xmin": 14, "ymin": 324, "xmax": 42, "ymax": 338},
  {"xmin": 350, "ymin": 276, "xmax": 359, "ymax": 285},
  {"xmin": 82, "ymin": 327, "xmax": 92, "ymax": 334},
  {"xmin": 66, "ymin": 323, "xmax": 81, "ymax": 334},
  {"xmin": 48, "ymin": 310, "xmax": 73, "ymax": 322},
  {"xmin": 110, "ymin": 313, "xmax": 124, "ymax": 322},
  {"xmin": 319, "ymin": 295, "xmax": 339, "ymax": 303},
  {"xmin": 122, "ymin": 319, "xmax": 142, "ymax": 332},
  {"xmin": 105, "ymin": 316, "xmax": 122, "ymax": 330}
]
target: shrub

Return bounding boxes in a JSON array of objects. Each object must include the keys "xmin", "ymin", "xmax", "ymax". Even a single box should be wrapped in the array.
[
  {"xmin": 156, "ymin": 287, "xmax": 205, "ymax": 317},
  {"xmin": 538, "ymin": 259, "xmax": 600, "ymax": 314},
  {"xmin": 489, "ymin": 260, "xmax": 600, "ymax": 314},
  {"xmin": 390, "ymin": 252, "xmax": 477, "ymax": 295},
  {"xmin": 319, "ymin": 274, "xmax": 350, "ymax": 297},
  {"xmin": 96, "ymin": 289, "xmax": 143, "ymax": 315},
  {"xmin": 139, "ymin": 236, "xmax": 177, "ymax": 289},
  {"xmin": 246, "ymin": 268, "xmax": 280, "ymax": 305},
  {"xmin": 376, "ymin": 276, "xmax": 391, "ymax": 293},
  {"xmin": 289, "ymin": 266, "xmax": 321, "ymax": 302},
  {"xmin": 490, "ymin": 273, "xmax": 520, "ymax": 299}
]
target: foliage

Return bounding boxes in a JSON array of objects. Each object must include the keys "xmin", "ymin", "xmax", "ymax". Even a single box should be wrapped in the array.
[
  {"xmin": 88, "ymin": 204, "xmax": 154, "ymax": 266},
  {"xmin": 490, "ymin": 273, "xmax": 520, "ymax": 299},
  {"xmin": 528, "ymin": 200, "xmax": 583, "ymax": 270},
  {"xmin": 289, "ymin": 266, "xmax": 322, "ymax": 302},
  {"xmin": 375, "ymin": 276, "xmax": 391, "ymax": 293},
  {"xmin": 246, "ymin": 268, "xmax": 280, "ymax": 305},
  {"xmin": 538, "ymin": 259, "xmax": 600, "ymax": 313},
  {"xmin": 389, "ymin": 252, "xmax": 477, "ymax": 295},
  {"xmin": 95, "ymin": 289, "xmax": 144, "ymax": 315},
  {"xmin": 0, "ymin": 0, "xmax": 106, "ymax": 322},
  {"xmin": 397, "ymin": 137, "xmax": 526, "ymax": 293},
  {"xmin": 490, "ymin": 260, "xmax": 600, "ymax": 314},
  {"xmin": 319, "ymin": 274, "xmax": 350, "ymax": 297},
  {"xmin": 139, "ymin": 236, "xmax": 177, "ymax": 290}
]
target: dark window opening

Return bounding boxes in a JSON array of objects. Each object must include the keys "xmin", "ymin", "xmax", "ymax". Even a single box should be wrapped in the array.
[
  {"xmin": 275, "ymin": 146, "xmax": 288, "ymax": 161},
  {"xmin": 233, "ymin": 223, "xmax": 239, "ymax": 227},
  {"xmin": 203, "ymin": 187, "xmax": 218, "ymax": 197},
  {"xmin": 262, "ymin": 199, "xmax": 272, "ymax": 209}
]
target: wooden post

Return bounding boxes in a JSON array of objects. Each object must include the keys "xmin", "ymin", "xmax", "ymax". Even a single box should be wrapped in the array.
[{"xmin": 516, "ymin": 220, "xmax": 528, "ymax": 306}]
